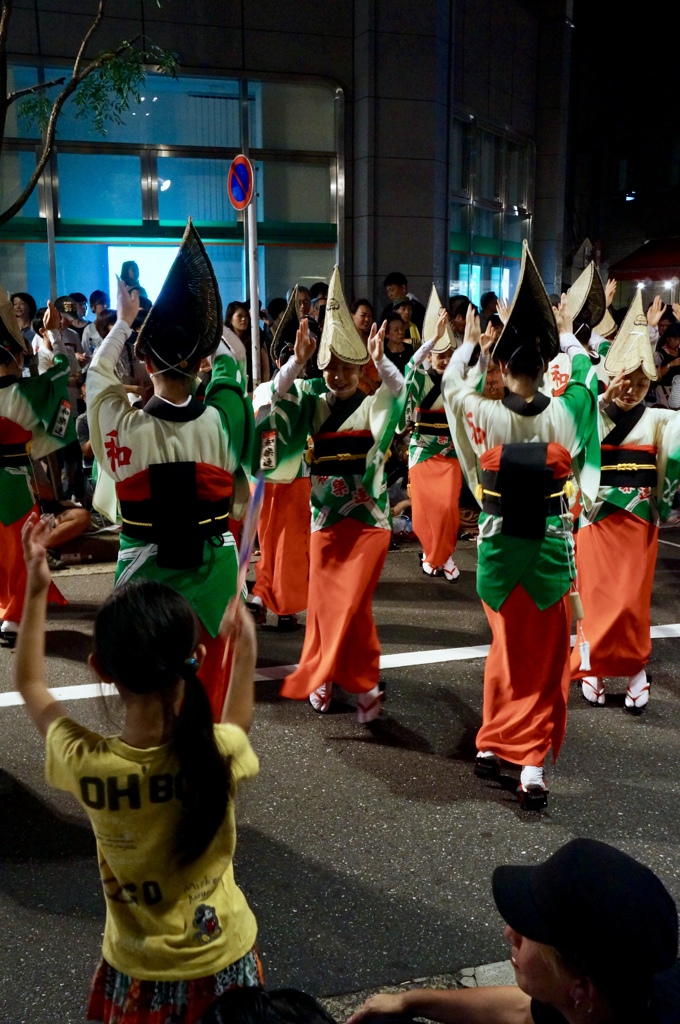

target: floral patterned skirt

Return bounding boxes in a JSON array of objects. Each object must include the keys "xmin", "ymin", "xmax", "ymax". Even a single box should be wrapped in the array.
[{"xmin": 87, "ymin": 947, "xmax": 264, "ymax": 1024}]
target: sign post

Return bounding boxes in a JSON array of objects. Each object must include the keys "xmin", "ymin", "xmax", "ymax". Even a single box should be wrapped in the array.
[{"xmin": 227, "ymin": 155, "xmax": 260, "ymax": 390}]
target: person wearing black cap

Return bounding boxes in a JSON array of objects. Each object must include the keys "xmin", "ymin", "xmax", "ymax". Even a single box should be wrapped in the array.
[
  {"xmin": 85, "ymin": 220, "xmax": 254, "ymax": 720},
  {"xmin": 347, "ymin": 838, "xmax": 680, "ymax": 1024},
  {"xmin": 441, "ymin": 243, "xmax": 601, "ymax": 809}
]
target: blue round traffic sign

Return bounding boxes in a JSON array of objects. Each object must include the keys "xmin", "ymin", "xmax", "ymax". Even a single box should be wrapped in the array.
[{"xmin": 227, "ymin": 155, "xmax": 254, "ymax": 211}]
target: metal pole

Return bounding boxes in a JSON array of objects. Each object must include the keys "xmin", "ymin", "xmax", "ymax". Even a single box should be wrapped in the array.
[{"xmin": 248, "ymin": 196, "xmax": 260, "ymax": 390}]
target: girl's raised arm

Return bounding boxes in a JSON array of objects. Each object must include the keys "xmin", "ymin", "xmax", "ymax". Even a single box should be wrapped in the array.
[{"xmin": 13, "ymin": 514, "xmax": 68, "ymax": 736}]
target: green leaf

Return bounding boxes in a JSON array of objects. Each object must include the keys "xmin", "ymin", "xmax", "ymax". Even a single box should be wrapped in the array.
[{"xmin": 18, "ymin": 95, "xmax": 53, "ymax": 134}]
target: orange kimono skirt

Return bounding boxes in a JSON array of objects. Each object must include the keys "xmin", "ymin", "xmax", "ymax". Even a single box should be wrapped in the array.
[
  {"xmin": 0, "ymin": 506, "xmax": 66, "ymax": 623},
  {"xmin": 570, "ymin": 511, "xmax": 657, "ymax": 680},
  {"xmin": 252, "ymin": 477, "xmax": 311, "ymax": 616},
  {"xmin": 478, "ymin": 584, "xmax": 572, "ymax": 766},
  {"xmin": 281, "ymin": 517, "xmax": 390, "ymax": 699},
  {"xmin": 409, "ymin": 455, "xmax": 463, "ymax": 566}
]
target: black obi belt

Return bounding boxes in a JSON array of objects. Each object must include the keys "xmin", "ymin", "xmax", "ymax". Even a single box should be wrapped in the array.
[
  {"xmin": 307, "ymin": 431, "xmax": 373, "ymax": 477},
  {"xmin": 0, "ymin": 440, "xmax": 31, "ymax": 468},
  {"xmin": 413, "ymin": 408, "xmax": 451, "ymax": 436},
  {"xmin": 600, "ymin": 448, "xmax": 657, "ymax": 488},
  {"xmin": 480, "ymin": 443, "xmax": 568, "ymax": 540},
  {"xmin": 119, "ymin": 461, "xmax": 232, "ymax": 570}
]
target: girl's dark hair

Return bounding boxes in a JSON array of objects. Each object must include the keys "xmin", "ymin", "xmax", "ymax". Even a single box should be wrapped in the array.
[
  {"xmin": 121, "ymin": 261, "xmax": 140, "ymax": 284},
  {"xmin": 506, "ymin": 341, "xmax": 545, "ymax": 380},
  {"xmin": 350, "ymin": 298, "xmax": 374, "ymax": 316},
  {"xmin": 32, "ymin": 309, "xmax": 47, "ymax": 336},
  {"xmin": 94, "ymin": 580, "xmax": 231, "ymax": 865},
  {"xmin": 11, "ymin": 292, "xmax": 37, "ymax": 318},
  {"xmin": 225, "ymin": 300, "xmax": 250, "ymax": 330}
]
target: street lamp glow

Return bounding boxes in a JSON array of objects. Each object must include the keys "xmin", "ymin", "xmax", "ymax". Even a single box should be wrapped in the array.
[
  {"xmin": 664, "ymin": 281, "xmax": 673, "ymax": 289},
  {"xmin": 637, "ymin": 282, "xmax": 645, "ymax": 289},
  {"xmin": 159, "ymin": 178, "xmax": 172, "ymax": 192}
]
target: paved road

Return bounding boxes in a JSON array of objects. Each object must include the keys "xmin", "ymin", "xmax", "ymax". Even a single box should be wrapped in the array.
[{"xmin": 2, "ymin": 534, "xmax": 680, "ymax": 1023}]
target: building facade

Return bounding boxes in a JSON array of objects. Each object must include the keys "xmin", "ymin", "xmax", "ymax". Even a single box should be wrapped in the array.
[{"xmin": 2, "ymin": 0, "xmax": 572, "ymax": 312}]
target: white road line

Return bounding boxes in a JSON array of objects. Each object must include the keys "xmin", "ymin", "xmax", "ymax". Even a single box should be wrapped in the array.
[
  {"xmin": 3, "ymin": 625, "xmax": 680, "ymax": 708},
  {"xmin": 658, "ymin": 538, "xmax": 680, "ymax": 549}
]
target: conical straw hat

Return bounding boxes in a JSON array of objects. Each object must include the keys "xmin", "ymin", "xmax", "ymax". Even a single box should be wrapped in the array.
[
  {"xmin": 566, "ymin": 261, "xmax": 606, "ymax": 327},
  {"xmin": 493, "ymin": 241, "xmax": 559, "ymax": 363},
  {"xmin": 270, "ymin": 285, "xmax": 299, "ymax": 363},
  {"xmin": 422, "ymin": 284, "xmax": 456, "ymax": 352},
  {"xmin": 0, "ymin": 285, "xmax": 29, "ymax": 356},
  {"xmin": 317, "ymin": 266, "xmax": 368, "ymax": 369},
  {"xmin": 594, "ymin": 307, "xmax": 617, "ymax": 339},
  {"xmin": 604, "ymin": 290, "xmax": 657, "ymax": 380},
  {"xmin": 136, "ymin": 218, "xmax": 223, "ymax": 367}
]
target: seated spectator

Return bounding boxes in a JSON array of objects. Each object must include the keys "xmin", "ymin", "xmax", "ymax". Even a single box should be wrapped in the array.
[
  {"xmin": 393, "ymin": 296, "xmax": 421, "ymax": 346},
  {"xmin": 349, "ymin": 838, "xmax": 680, "ymax": 1024},
  {"xmin": 383, "ymin": 312, "xmax": 410, "ymax": 374},
  {"xmin": 654, "ymin": 323, "xmax": 680, "ymax": 405},
  {"xmin": 29, "ymin": 458, "xmax": 91, "ymax": 568},
  {"xmin": 82, "ymin": 289, "xmax": 110, "ymax": 355},
  {"xmin": 479, "ymin": 289, "xmax": 498, "ymax": 330},
  {"xmin": 380, "ymin": 272, "xmax": 425, "ymax": 330}
]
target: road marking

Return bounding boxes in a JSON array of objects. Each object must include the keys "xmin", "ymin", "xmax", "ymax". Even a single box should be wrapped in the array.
[
  {"xmin": 3, "ymin": 625, "xmax": 680, "ymax": 708},
  {"xmin": 659, "ymin": 538, "xmax": 680, "ymax": 549}
]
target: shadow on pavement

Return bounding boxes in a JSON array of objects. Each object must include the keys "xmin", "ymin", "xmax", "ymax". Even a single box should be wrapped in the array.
[
  {"xmin": 234, "ymin": 824, "xmax": 504, "ymax": 996},
  {"xmin": 45, "ymin": 628, "xmax": 93, "ymax": 663}
]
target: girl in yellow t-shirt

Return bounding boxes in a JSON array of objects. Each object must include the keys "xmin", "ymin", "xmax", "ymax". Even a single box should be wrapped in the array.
[{"xmin": 14, "ymin": 513, "xmax": 261, "ymax": 1024}]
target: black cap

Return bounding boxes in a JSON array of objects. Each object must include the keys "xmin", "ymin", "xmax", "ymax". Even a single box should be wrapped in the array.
[{"xmin": 493, "ymin": 839, "xmax": 678, "ymax": 990}]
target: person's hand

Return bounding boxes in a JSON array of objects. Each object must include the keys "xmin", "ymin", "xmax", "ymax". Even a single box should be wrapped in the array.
[
  {"xmin": 496, "ymin": 297, "xmax": 510, "ymax": 324},
  {"xmin": 219, "ymin": 597, "xmax": 257, "ymax": 653},
  {"xmin": 75, "ymin": 351, "xmax": 88, "ymax": 365},
  {"xmin": 43, "ymin": 300, "xmax": 61, "ymax": 333},
  {"xmin": 346, "ymin": 993, "xmax": 409, "ymax": 1024},
  {"xmin": 21, "ymin": 513, "xmax": 53, "ymax": 596},
  {"xmin": 605, "ymin": 277, "xmax": 617, "ymax": 308},
  {"xmin": 434, "ymin": 307, "xmax": 449, "ymax": 341},
  {"xmin": 602, "ymin": 368, "xmax": 629, "ymax": 405},
  {"xmin": 672, "ymin": 303, "xmax": 680, "ymax": 322},
  {"xmin": 463, "ymin": 303, "xmax": 481, "ymax": 346},
  {"xmin": 294, "ymin": 317, "xmax": 316, "ymax": 364},
  {"xmin": 480, "ymin": 324, "xmax": 496, "ymax": 357},
  {"xmin": 647, "ymin": 295, "xmax": 667, "ymax": 328},
  {"xmin": 367, "ymin": 320, "xmax": 387, "ymax": 362},
  {"xmin": 553, "ymin": 293, "xmax": 573, "ymax": 335},
  {"xmin": 117, "ymin": 276, "xmax": 140, "ymax": 327}
]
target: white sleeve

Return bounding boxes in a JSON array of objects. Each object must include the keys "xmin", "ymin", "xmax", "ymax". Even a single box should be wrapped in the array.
[
  {"xmin": 588, "ymin": 330, "xmax": 606, "ymax": 353},
  {"xmin": 215, "ymin": 330, "xmax": 247, "ymax": 363},
  {"xmin": 560, "ymin": 332, "xmax": 583, "ymax": 360},
  {"xmin": 449, "ymin": 340, "xmax": 475, "ymax": 376},
  {"xmin": 88, "ymin": 319, "xmax": 132, "ymax": 369},
  {"xmin": 46, "ymin": 329, "xmax": 68, "ymax": 359},
  {"xmin": 273, "ymin": 357, "xmax": 305, "ymax": 397},
  {"xmin": 374, "ymin": 353, "xmax": 405, "ymax": 396},
  {"xmin": 412, "ymin": 335, "xmax": 437, "ymax": 367},
  {"xmin": 649, "ymin": 326, "xmax": 659, "ymax": 345}
]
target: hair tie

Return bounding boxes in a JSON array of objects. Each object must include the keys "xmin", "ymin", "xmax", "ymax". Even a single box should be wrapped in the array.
[{"xmin": 184, "ymin": 657, "xmax": 198, "ymax": 669}]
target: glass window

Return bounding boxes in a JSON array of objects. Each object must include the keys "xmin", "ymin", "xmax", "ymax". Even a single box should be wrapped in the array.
[
  {"xmin": 0, "ymin": 241, "xmax": 50, "ymax": 305},
  {"xmin": 450, "ymin": 119, "xmax": 470, "ymax": 195},
  {"xmin": 5, "ymin": 65, "xmax": 41, "ymax": 139},
  {"xmin": 257, "ymin": 161, "xmax": 332, "ymax": 223},
  {"xmin": 57, "ymin": 153, "xmax": 142, "ymax": 223},
  {"xmin": 260, "ymin": 246, "xmax": 335, "ymax": 305},
  {"xmin": 157, "ymin": 157, "xmax": 236, "ymax": 226},
  {"xmin": 55, "ymin": 242, "xmax": 111, "ymax": 301},
  {"xmin": 205, "ymin": 245, "xmax": 247, "ymax": 311},
  {"xmin": 250, "ymin": 82, "xmax": 335, "ymax": 152},
  {"xmin": 476, "ymin": 131, "xmax": 502, "ymax": 202},
  {"xmin": 506, "ymin": 141, "xmax": 527, "ymax": 209},
  {"xmin": 0, "ymin": 150, "xmax": 40, "ymax": 218},
  {"xmin": 43, "ymin": 69, "xmax": 240, "ymax": 147}
]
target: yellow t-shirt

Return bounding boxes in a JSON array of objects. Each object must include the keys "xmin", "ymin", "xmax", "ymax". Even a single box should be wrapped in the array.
[{"xmin": 45, "ymin": 716, "xmax": 258, "ymax": 980}]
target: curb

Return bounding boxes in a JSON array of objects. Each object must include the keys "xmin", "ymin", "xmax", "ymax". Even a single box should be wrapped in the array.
[{"xmin": 320, "ymin": 961, "xmax": 516, "ymax": 1020}]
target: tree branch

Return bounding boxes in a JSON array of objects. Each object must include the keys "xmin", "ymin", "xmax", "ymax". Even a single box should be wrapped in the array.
[
  {"xmin": 6, "ymin": 75, "xmax": 67, "ymax": 106},
  {"xmin": 72, "ymin": 0, "xmax": 106, "ymax": 79},
  {"xmin": 0, "ymin": 37, "xmax": 135, "ymax": 227}
]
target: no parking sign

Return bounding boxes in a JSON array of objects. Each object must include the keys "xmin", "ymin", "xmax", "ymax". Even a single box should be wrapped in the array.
[{"xmin": 227, "ymin": 155, "xmax": 254, "ymax": 210}]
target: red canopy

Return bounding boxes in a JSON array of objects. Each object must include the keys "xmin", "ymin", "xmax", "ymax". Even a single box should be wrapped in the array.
[{"xmin": 609, "ymin": 237, "xmax": 680, "ymax": 281}]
